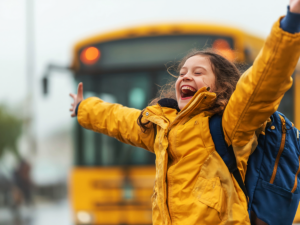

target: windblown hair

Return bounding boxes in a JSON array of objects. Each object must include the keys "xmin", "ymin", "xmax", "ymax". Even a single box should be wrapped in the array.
[{"xmin": 138, "ymin": 49, "xmax": 241, "ymax": 132}]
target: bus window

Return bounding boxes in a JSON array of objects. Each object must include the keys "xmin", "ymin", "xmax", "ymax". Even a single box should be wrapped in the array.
[
  {"xmin": 99, "ymin": 134, "xmax": 115, "ymax": 166},
  {"xmin": 128, "ymin": 76, "xmax": 149, "ymax": 109},
  {"xmin": 151, "ymin": 71, "xmax": 177, "ymax": 99},
  {"xmin": 82, "ymin": 129, "xmax": 96, "ymax": 166},
  {"xmin": 99, "ymin": 93, "xmax": 117, "ymax": 103},
  {"xmin": 156, "ymin": 71, "xmax": 176, "ymax": 86},
  {"xmin": 131, "ymin": 148, "xmax": 151, "ymax": 165},
  {"xmin": 129, "ymin": 88, "xmax": 146, "ymax": 109},
  {"xmin": 75, "ymin": 72, "xmax": 156, "ymax": 166}
]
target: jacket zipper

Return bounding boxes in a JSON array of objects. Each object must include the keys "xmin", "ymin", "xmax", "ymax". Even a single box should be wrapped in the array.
[
  {"xmin": 270, "ymin": 115, "xmax": 286, "ymax": 184},
  {"xmin": 165, "ymin": 95, "xmax": 206, "ymax": 164},
  {"xmin": 166, "ymin": 95, "xmax": 206, "ymax": 224},
  {"xmin": 291, "ymin": 155, "xmax": 300, "ymax": 193}
]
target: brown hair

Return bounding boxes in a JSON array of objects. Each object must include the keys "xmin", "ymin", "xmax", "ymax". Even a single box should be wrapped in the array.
[{"xmin": 138, "ymin": 49, "xmax": 241, "ymax": 132}]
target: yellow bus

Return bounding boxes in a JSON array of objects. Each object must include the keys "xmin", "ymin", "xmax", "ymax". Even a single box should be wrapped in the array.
[{"xmin": 61, "ymin": 23, "xmax": 300, "ymax": 224}]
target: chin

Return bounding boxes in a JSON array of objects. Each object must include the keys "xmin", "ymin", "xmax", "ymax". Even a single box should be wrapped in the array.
[{"xmin": 178, "ymin": 101, "xmax": 187, "ymax": 110}]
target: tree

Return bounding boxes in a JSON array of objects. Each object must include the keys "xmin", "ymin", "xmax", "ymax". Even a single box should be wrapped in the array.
[{"xmin": 0, "ymin": 105, "xmax": 22, "ymax": 160}]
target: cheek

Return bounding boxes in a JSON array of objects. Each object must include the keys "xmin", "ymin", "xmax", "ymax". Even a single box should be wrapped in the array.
[
  {"xmin": 210, "ymin": 77, "xmax": 217, "ymax": 91},
  {"xmin": 175, "ymin": 79, "xmax": 182, "ymax": 99},
  {"xmin": 195, "ymin": 76, "xmax": 215, "ymax": 89},
  {"xmin": 194, "ymin": 77, "xmax": 206, "ymax": 89},
  {"xmin": 175, "ymin": 79, "xmax": 181, "ymax": 93}
]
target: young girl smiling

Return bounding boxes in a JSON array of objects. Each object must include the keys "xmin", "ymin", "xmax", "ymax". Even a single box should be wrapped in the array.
[{"xmin": 70, "ymin": 1, "xmax": 300, "ymax": 224}]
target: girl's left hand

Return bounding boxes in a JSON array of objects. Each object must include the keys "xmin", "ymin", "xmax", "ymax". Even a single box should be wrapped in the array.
[
  {"xmin": 69, "ymin": 82, "xmax": 84, "ymax": 117},
  {"xmin": 290, "ymin": 0, "xmax": 300, "ymax": 13}
]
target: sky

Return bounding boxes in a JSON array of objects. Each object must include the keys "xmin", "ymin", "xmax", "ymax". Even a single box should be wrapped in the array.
[{"xmin": 0, "ymin": 0, "xmax": 289, "ymax": 140}]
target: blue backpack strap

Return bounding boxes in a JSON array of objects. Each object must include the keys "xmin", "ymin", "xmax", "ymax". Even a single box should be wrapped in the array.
[{"xmin": 209, "ymin": 114, "xmax": 248, "ymax": 199}]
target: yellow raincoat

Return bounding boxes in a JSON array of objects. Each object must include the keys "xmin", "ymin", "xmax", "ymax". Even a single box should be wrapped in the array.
[{"xmin": 77, "ymin": 18, "xmax": 300, "ymax": 225}]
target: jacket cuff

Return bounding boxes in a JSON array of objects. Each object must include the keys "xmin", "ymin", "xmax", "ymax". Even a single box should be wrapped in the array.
[
  {"xmin": 280, "ymin": 6, "xmax": 300, "ymax": 34},
  {"xmin": 75, "ymin": 102, "xmax": 81, "ymax": 116}
]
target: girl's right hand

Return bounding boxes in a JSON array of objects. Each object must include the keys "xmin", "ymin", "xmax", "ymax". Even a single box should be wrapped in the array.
[
  {"xmin": 69, "ymin": 82, "xmax": 84, "ymax": 117},
  {"xmin": 290, "ymin": 0, "xmax": 300, "ymax": 13}
]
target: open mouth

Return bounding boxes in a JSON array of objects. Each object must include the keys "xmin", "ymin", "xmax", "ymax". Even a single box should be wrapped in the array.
[{"xmin": 181, "ymin": 85, "xmax": 197, "ymax": 99}]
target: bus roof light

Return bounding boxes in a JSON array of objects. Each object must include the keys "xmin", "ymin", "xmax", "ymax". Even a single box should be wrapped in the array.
[
  {"xmin": 212, "ymin": 39, "xmax": 235, "ymax": 62},
  {"xmin": 80, "ymin": 46, "xmax": 100, "ymax": 65}
]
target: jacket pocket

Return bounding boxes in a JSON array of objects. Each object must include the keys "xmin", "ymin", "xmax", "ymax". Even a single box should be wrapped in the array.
[{"xmin": 192, "ymin": 176, "xmax": 225, "ymax": 220}]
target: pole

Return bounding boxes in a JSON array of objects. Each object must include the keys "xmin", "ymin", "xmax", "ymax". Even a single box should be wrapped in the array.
[{"xmin": 26, "ymin": 0, "xmax": 36, "ymax": 154}]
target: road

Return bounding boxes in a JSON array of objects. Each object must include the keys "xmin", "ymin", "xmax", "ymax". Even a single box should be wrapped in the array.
[
  {"xmin": 2, "ymin": 200, "xmax": 300, "ymax": 225},
  {"xmin": 0, "ymin": 199, "xmax": 72, "ymax": 225}
]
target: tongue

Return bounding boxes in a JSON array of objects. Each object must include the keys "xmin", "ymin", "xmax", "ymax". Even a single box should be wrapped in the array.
[{"xmin": 182, "ymin": 89, "xmax": 196, "ymax": 97}]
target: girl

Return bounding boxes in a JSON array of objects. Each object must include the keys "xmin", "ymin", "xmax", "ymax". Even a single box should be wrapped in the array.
[{"xmin": 70, "ymin": 1, "xmax": 300, "ymax": 224}]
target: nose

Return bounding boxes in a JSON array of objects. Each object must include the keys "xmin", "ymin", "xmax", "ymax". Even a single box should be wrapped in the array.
[{"xmin": 182, "ymin": 73, "xmax": 192, "ymax": 81}]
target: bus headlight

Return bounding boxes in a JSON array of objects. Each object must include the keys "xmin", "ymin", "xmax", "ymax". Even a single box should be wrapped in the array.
[{"xmin": 76, "ymin": 211, "xmax": 93, "ymax": 224}]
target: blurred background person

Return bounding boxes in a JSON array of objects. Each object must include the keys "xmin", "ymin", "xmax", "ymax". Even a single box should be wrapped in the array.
[{"xmin": 13, "ymin": 159, "xmax": 33, "ymax": 207}]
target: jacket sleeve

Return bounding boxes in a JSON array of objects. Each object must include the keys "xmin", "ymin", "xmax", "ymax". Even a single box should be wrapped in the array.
[
  {"xmin": 223, "ymin": 18, "xmax": 300, "ymax": 148},
  {"xmin": 77, "ymin": 97, "xmax": 155, "ymax": 153}
]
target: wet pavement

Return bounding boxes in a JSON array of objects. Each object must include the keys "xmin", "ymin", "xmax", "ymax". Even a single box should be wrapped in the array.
[
  {"xmin": 2, "ymin": 200, "xmax": 300, "ymax": 225},
  {"xmin": 31, "ymin": 199, "xmax": 72, "ymax": 225},
  {"xmin": 0, "ymin": 199, "xmax": 72, "ymax": 225}
]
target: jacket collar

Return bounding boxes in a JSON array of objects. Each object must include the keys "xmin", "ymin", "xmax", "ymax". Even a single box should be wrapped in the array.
[
  {"xmin": 179, "ymin": 87, "xmax": 216, "ymax": 116},
  {"xmin": 158, "ymin": 98, "xmax": 180, "ymax": 112},
  {"xmin": 156, "ymin": 87, "xmax": 216, "ymax": 112},
  {"xmin": 145, "ymin": 87, "xmax": 216, "ymax": 122}
]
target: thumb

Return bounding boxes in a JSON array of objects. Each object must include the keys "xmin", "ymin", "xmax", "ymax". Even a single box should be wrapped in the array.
[{"xmin": 77, "ymin": 82, "xmax": 84, "ymax": 101}]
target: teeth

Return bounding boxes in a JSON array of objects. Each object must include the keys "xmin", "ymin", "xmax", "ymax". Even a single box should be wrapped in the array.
[{"xmin": 181, "ymin": 86, "xmax": 196, "ymax": 92}]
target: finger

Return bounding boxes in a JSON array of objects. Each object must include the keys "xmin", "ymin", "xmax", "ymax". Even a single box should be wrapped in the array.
[
  {"xmin": 69, "ymin": 93, "xmax": 76, "ymax": 99},
  {"xmin": 71, "ymin": 112, "xmax": 76, "ymax": 117},
  {"xmin": 77, "ymin": 82, "xmax": 84, "ymax": 101},
  {"xmin": 71, "ymin": 103, "xmax": 74, "ymax": 107},
  {"xmin": 69, "ymin": 108, "xmax": 74, "ymax": 112}
]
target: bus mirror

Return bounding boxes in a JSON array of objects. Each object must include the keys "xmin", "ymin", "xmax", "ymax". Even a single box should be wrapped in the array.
[{"xmin": 42, "ymin": 77, "xmax": 48, "ymax": 95}]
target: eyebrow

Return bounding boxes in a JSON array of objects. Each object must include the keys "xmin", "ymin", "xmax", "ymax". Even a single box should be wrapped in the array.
[{"xmin": 181, "ymin": 66, "xmax": 207, "ymax": 71}]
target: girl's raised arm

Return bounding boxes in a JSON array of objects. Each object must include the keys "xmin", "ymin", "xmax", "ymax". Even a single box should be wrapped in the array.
[{"xmin": 222, "ymin": 1, "xmax": 300, "ymax": 155}]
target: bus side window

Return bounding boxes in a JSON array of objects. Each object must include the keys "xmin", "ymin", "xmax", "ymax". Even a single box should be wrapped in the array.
[
  {"xmin": 99, "ymin": 93, "xmax": 117, "ymax": 103},
  {"xmin": 129, "ymin": 88, "xmax": 146, "ymax": 109},
  {"xmin": 82, "ymin": 129, "xmax": 96, "ymax": 166}
]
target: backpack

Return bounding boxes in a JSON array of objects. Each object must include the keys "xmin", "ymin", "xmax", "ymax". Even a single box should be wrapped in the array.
[{"xmin": 209, "ymin": 111, "xmax": 300, "ymax": 225}]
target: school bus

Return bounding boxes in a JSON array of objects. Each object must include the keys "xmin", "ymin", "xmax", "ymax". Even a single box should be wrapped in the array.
[{"xmin": 60, "ymin": 23, "xmax": 300, "ymax": 224}]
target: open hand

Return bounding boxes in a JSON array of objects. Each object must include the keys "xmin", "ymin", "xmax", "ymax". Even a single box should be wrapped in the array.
[
  {"xmin": 69, "ymin": 82, "xmax": 84, "ymax": 117},
  {"xmin": 290, "ymin": 0, "xmax": 300, "ymax": 13}
]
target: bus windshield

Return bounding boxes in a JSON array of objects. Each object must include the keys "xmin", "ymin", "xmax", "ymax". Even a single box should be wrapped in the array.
[{"xmin": 78, "ymin": 35, "xmax": 235, "ymax": 70}]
